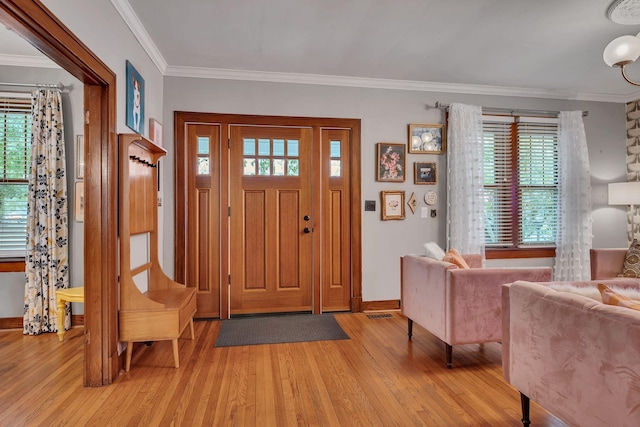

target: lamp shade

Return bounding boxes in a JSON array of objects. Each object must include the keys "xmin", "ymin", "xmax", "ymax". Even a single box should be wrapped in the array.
[
  {"xmin": 608, "ymin": 182, "xmax": 640, "ymax": 205},
  {"xmin": 603, "ymin": 34, "xmax": 640, "ymax": 67}
]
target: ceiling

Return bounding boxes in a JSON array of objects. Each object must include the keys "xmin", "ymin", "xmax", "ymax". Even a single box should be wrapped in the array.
[{"xmin": 4, "ymin": 0, "xmax": 640, "ymax": 102}]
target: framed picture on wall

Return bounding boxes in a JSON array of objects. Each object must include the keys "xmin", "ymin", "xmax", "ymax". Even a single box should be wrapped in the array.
[
  {"xmin": 376, "ymin": 142, "xmax": 405, "ymax": 182},
  {"xmin": 381, "ymin": 190, "xmax": 405, "ymax": 220},
  {"xmin": 76, "ymin": 135, "xmax": 84, "ymax": 179},
  {"xmin": 408, "ymin": 124, "xmax": 445, "ymax": 154},
  {"xmin": 75, "ymin": 181, "xmax": 84, "ymax": 222},
  {"xmin": 149, "ymin": 118, "xmax": 162, "ymax": 147},
  {"xmin": 126, "ymin": 60, "xmax": 145, "ymax": 134},
  {"xmin": 414, "ymin": 162, "xmax": 437, "ymax": 184}
]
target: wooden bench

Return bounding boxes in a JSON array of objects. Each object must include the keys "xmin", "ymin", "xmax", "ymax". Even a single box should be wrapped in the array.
[{"xmin": 118, "ymin": 133, "xmax": 196, "ymax": 372}]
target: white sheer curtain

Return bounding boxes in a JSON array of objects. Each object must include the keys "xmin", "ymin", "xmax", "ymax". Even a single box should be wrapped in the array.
[
  {"xmin": 447, "ymin": 103, "xmax": 485, "ymax": 257},
  {"xmin": 555, "ymin": 111, "xmax": 592, "ymax": 281},
  {"xmin": 24, "ymin": 89, "xmax": 69, "ymax": 335}
]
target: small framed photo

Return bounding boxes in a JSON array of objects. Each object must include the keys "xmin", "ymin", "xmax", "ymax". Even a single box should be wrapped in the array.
[
  {"xmin": 75, "ymin": 181, "xmax": 84, "ymax": 222},
  {"xmin": 381, "ymin": 190, "xmax": 405, "ymax": 220},
  {"xmin": 76, "ymin": 135, "xmax": 84, "ymax": 180},
  {"xmin": 414, "ymin": 162, "xmax": 437, "ymax": 185},
  {"xmin": 376, "ymin": 142, "xmax": 405, "ymax": 182},
  {"xmin": 408, "ymin": 124, "xmax": 445, "ymax": 154},
  {"xmin": 149, "ymin": 118, "xmax": 162, "ymax": 147}
]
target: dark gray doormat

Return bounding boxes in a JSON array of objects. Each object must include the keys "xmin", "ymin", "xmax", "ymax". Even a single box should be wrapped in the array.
[{"xmin": 214, "ymin": 314, "xmax": 349, "ymax": 347}]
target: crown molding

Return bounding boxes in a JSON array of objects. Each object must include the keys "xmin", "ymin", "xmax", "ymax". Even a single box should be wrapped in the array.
[
  {"xmin": 164, "ymin": 65, "xmax": 637, "ymax": 103},
  {"xmin": 110, "ymin": 0, "xmax": 167, "ymax": 74},
  {"xmin": 0, "ymin": 53, "xmax": 59, "ymax": 69}
]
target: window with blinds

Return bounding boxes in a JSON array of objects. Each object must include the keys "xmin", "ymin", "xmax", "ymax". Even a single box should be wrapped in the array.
[
  {"xmin": 483, "ymin": 115, "xmax": 558, "ymax": 248},
  {"xmin": 0, "ymin": 95, "xmax": 31, "ymax": 258}
]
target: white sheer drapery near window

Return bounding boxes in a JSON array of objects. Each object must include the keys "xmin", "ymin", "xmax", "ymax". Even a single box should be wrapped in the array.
[
  {"xmin": 23, "ymin": 89, "xmax": 69, "ymax": 335},
  {"xmin": 447, "ymin": 103, "xmax": 485, "ymax": 258},
  {"xmin": 554, "ymin": 111, "xmax": 592, "ymax": 281}
]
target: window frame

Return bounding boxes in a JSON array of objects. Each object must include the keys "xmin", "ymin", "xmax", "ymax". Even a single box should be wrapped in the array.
[{"xmin": 483, "ymin": 115, "xmax": 557, "ymax": 259}]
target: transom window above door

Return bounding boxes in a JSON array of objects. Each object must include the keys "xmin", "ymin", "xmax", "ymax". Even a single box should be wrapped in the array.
[{"xmin": 243, "ymin": 137, "xmax": 299, "ymax": 176}]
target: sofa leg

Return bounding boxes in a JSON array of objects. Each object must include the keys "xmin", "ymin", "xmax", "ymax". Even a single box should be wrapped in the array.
[
  {"xmin": 445, "ymin": 343, "xmax": 453, "ymax": 369},
  {"xmin": 520, "ymin": 393, "xmax": 531, "ymax": 426},
  {"xmin": 407, "ymin": 318, "xmax": 413, "ymax": 339}
]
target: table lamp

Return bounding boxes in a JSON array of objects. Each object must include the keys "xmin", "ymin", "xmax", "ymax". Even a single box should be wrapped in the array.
[{"xmin": 609, "ymin": 181, "xmax": 640, "ymax": 241}]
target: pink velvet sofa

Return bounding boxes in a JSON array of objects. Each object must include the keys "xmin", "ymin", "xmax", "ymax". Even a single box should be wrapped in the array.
[
  {"xmin": 591, "ymin": 248, "xmax": 640, "ymax": 285},
  {"xmin": 400, "ymin": 254, "xmax": 552, "ymax": 368},
  {"xmin": 502, "ymin": 280, "xmax": 640, "ymax": 426}
]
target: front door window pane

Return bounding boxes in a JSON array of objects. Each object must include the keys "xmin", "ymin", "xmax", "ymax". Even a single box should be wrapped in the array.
[
  {"xmin": 330, "ymin": 160, "xmax": 341, "ymax": 177},
  {"xmin": 273, "ymin": 139, "xmax": 285, "ymax": 156},
  {"xmin": 244, "ymin": 138, "xmax": 256, "ymax": 156},
  {"xmin": 258, "ymin": 139, "xmax": 270, "ymax": 156},
  {"xmin": 244, "ymin": 159, "xmax": 256, "ymax": 175},
  {"xmin": 287, "ymin": 140, "xmax": 299, "ymax": 157},
  {"xmin": 258, "ymin": 159, "xmax": 270, "ymax": 175},
  {"xmin": 330, "ymin": 140, "xmax": 341, "ymax": 158},
  {"xmin": 198, "ymin": 136, "xmax": 209, "ymax": 154},
  {"xmin": 198, "ymin": 158, "xmax": 210, "ymax": 174},
  {"xmin": 287, "ymin": 159, "xmax": 299, "ymax": 176},
  {"xmin": 273, "ymin": 159, "xmax": 285, "ymax": 176}
]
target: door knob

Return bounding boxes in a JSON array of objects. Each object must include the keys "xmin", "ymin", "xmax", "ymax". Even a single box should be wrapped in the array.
[
  {"xmin": 303, "ymin": 215, "xmax": 310, "ymax": 221},
  {"xmin": 303, "ymin": 227, "xmax": 311, "ymax": 233}
]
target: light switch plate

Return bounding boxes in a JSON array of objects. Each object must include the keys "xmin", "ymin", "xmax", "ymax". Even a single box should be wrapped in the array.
[{"xmin": 421, "ymin": 207, "xmax": 429, "ymax": 218}]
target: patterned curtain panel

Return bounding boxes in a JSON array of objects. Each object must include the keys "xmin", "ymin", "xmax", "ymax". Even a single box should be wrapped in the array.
[
  {"xmin": 447, "ymin": 103, "xmax": 485, "ymax": 258},
  {"xmin": 554, "ymin": 111, "xmax": 592, "ymax": 281},
  {"xmin": 23, "ymin": 89, "xmax": 69, "ymax": 335}
]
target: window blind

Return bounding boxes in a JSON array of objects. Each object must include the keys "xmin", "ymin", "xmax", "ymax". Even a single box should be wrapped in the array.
[
  {"xmin": 0, "ymin": 95, "xmax": 31, "ymax": 258},
  {"xmin": 483, "ymin": 116, "xmax": 514, "ymax": 246},
  {"xmin": 517, "ymin": 117, "xmax": 558, "ymax": 245},
  {"xmin": 482, "ymin": 115, "xmax": 558, "ymax": 248}
]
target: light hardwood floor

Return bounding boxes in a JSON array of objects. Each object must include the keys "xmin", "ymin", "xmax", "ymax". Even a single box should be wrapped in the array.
[{"xmin": 0, "ymin": 312, "xmax": 566, "ymax": 426}]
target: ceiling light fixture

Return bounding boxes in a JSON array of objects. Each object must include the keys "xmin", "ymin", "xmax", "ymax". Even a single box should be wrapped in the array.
[{"xmin": 603, "ymin": 0, "xmax": 640, "ymax": 85}]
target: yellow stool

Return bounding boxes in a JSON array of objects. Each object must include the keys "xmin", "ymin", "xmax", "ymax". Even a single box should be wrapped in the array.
[{"xmin": 56, "ymin": 287, "xmax": 84, "ymax": 341}]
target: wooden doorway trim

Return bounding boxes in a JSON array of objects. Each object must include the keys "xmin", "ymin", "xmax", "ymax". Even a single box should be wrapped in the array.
[
  {"xmin": 0, "ymin": 0, "xmax": 118, "ymax": 386},
  {"xmin": 175, "ymin": 112, "xmax": 362, "ymax": 318}
]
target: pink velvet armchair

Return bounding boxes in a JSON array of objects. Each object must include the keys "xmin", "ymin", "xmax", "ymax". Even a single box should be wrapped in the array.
[{"xmin": 401, "ymin": 254, "xmax": 553, "ymax": 368}]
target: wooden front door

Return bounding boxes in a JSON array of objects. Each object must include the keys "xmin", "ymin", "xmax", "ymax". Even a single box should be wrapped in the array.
[{"xmin": 229, "ymin": 126, "xmax": 313, "ymax": 315}]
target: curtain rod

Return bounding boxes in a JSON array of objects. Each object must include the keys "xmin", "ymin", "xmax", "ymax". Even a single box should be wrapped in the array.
[
  {"xmin": 0, "ymin": 82, "xmax": 63, "ymax": 90},
  {"xmin": 432, "ymin": 101, "xmax": 588, "ymax": 117}
]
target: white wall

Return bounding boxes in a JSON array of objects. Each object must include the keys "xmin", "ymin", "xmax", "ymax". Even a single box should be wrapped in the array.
[{"xmin": 162, "ymin": 78, "xmax": 628, "ymax": 302}]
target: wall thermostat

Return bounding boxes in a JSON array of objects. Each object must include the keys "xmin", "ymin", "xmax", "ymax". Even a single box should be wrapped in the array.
[{"xmin": 424, "ymin": 191, "xmax": 437, "ymax": 206}]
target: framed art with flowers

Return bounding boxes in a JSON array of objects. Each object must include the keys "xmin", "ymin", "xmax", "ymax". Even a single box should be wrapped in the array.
[
  {"xmin": 377, "ymin": 142, "xmax": 405, "ymax": 182},
  {"xmin": 381, "ymin": 190, "xmax": 405, "ymax": 220},
  {"xmin": 408, "ymin": 124, "xmax": 445, "ymax": 154}
]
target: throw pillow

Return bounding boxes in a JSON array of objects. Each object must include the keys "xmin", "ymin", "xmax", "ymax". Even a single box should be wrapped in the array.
[
  {"xmin": 423, "ymin": 242, "xmax": 446, "ymax": 260},
  {"xmin": 622, "ymin": 239, "xmax": 640, "ymax": 278},
  {"xmin": 442, "ymin": 248, "xmax": 470, "ymax": 269},
  {"xmin": 598, "ymin": 283, "xmax": 640, "ymax": 311}
]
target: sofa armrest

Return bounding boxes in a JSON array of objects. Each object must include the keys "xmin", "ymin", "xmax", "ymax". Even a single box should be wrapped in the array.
[
  {"xmin": 401, "ymin": 255, "xmax": 457, "ymax": 343},
  {"xmin": 445, "ymin": 267, "xmax": 552, "ymax": 345},
  {"xmin": 590, "ymin": 248, "xmax": 627, "ymax": 279}
]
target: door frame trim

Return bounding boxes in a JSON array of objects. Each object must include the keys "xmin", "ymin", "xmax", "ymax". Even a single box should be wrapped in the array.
[
  {"xmin": 175, "ymin": 112, "xmax": 362, "ymax": 319},
  {"xmin": 0, "ymin": 0, "xmax": 118, "ymax": 386}
]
